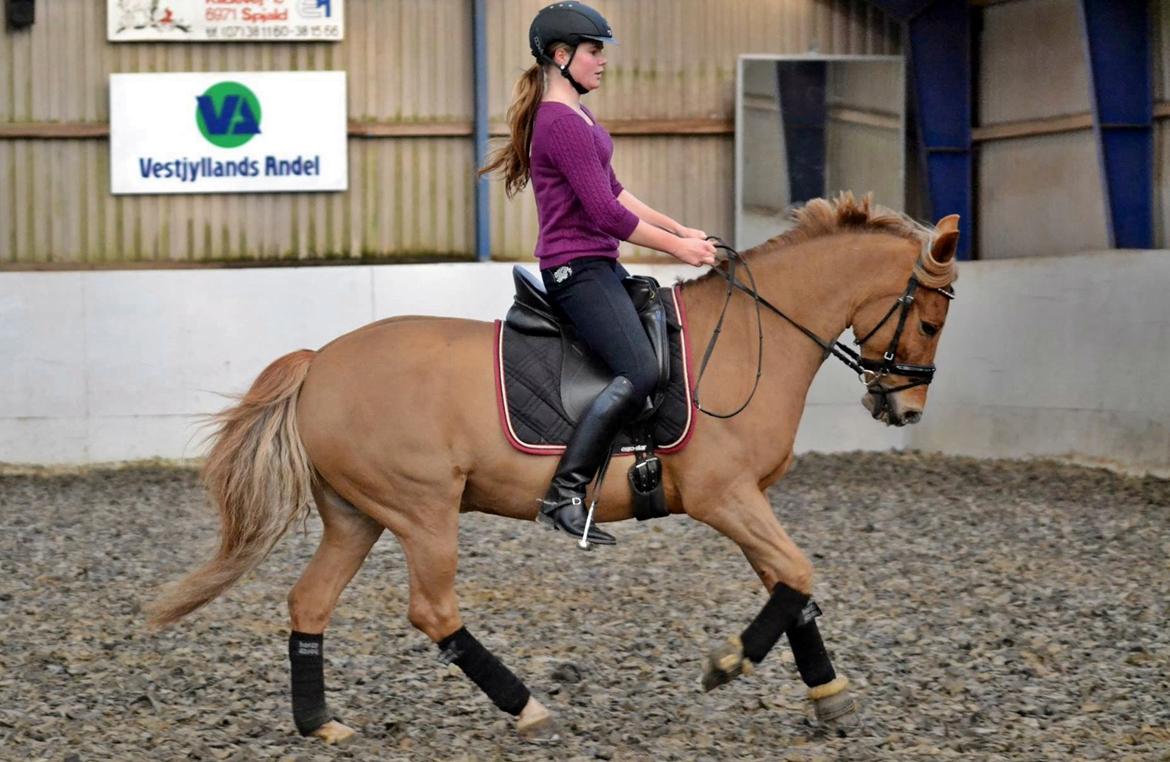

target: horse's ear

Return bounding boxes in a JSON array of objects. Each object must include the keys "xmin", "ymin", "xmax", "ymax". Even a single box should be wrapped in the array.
[
  {"xmin": 930, "ymin": 229, "xmax": 959, "ymax": 264},
  {"xmin": 936, "ymin": 214, "xmax": 960, "ymax": 234}
]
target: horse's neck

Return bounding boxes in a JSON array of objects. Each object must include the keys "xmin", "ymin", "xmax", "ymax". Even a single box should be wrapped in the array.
[
  {"xmin": 681, "ymin": 233, "xmax": 912, "ymax": 466},
  {"xmin": 759, "ymin": 233, "xmax": 912, "ymax": 342}
]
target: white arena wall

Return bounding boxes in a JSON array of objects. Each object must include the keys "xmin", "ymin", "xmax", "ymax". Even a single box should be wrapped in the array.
[{"xmin": 1, "ymin": 252, "xmax": 1167, "ymax": 476}]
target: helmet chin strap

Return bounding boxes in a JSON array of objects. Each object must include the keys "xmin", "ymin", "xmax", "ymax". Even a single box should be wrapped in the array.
[{"xmin": 540, "ymin": 47, "xmax": 589, "ymax": 95}]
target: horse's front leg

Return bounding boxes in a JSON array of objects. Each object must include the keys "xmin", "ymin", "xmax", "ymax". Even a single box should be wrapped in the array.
[{"xmin": 688, "ymin": 483, "xmax": 857, "ymax": 727}]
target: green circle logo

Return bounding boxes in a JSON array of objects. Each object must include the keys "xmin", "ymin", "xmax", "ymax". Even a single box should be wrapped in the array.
[{"xmin": 195, "ymin": 81, "xmax": 262, "ymax": 149}]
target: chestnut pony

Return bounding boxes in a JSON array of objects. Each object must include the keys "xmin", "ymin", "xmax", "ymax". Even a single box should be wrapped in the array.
[{"xmin": 149, "ymin": 194, "xmax": 959, "ymax": 742}]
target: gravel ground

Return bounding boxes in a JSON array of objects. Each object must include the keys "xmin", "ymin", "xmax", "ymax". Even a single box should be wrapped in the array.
[{"xmin": 1, "ymin": 451, "xmax": 1168, "ymax": 762}]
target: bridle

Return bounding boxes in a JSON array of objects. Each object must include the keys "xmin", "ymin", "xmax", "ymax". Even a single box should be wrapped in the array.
[{"xmin": 691, "ymin": 238, "xmax": 955, "ymax": 419}]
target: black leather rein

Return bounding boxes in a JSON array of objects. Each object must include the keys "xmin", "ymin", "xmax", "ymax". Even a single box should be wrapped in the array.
[{"xmin": 691, "ymin": 239, "xmax": 955, "ymax": 419}]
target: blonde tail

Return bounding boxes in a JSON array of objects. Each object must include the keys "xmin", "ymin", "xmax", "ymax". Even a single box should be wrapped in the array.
[{"xmin": 147, "ymin": 349, "xmax": 317, "ymax": 628}]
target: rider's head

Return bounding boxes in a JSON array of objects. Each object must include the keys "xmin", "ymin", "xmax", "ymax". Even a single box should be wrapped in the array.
[
  {"xmin": 478, "ymin": 3, "xmax": 618, "ymax": 197},
  {"xmin": 528, "ymin": 2, "xmax": 617, "ymax": 95}
]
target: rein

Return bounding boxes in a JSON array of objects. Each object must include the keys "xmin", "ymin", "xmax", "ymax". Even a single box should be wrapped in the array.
[{"xmin": 690, "ymin": 238, "xmax": 955, "ymax": 419}]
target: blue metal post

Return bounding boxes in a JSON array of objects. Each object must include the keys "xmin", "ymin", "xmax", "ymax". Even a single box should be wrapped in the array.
[
  {"xmin": 907, "ymin": 0, "xmax": 973, "ymax": 260},
  {"xmin": 1079, "ymin": 0, "xmax": 1154, "ymax": 249},
  {"xmin": 472, "ymin": 0, "xmax": 491, "ymax": 261}
]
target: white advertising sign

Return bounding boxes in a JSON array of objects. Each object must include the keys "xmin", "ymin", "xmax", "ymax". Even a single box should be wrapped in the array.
[
  {"xmin": 110, "ymin": 71, "xmax": 348, "ymax": 195},
  {"xmin": 108, "ymin": 0, "xmax": 344, "ymax": 42}
]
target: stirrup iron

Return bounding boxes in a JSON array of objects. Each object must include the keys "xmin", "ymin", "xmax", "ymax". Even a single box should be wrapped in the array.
[{"xmin": 577, "ymin": 447, "xmax": 615, "ymax": 551}]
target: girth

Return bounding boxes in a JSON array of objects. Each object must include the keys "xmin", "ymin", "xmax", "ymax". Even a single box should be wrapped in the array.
[{"xmin": 504, "ymin": 266, "xmax": 671, "ymax": 423}]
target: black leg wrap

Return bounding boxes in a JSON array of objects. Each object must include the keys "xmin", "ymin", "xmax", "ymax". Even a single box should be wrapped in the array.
[
  {"xmin": 437, "ymin": 626, "xmax": 530, "ymax": 716},
  {"xmin": 289, "ymin": 632, "xmax": 334, "ymax": 736},
  {"xmin": 740, "ymin": 583, "xmax": 810, "ymax": 664},
  {"xmin": 787, "ymin": 613, "xmax": 837, "ymax": 688}
]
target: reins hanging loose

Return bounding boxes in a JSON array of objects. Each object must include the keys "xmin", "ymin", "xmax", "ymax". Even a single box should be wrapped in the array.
[{"xmin": 690, "ymin": 239, "xmax": 765, "ymax": 419}]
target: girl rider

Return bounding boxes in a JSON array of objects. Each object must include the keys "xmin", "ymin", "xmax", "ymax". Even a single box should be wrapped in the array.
[{"xmin": 480, "ymin": 2, "xmax": 717, "ymax": 545}]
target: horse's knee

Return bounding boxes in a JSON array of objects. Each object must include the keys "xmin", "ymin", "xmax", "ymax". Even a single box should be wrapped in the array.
[{"xmin": 407, "ymin": 596, "xmax": 461, "ymax": 642}]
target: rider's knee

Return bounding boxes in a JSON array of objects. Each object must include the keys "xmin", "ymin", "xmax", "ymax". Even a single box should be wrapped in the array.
[{"xmin": 623, "ymin": 360, "xmax": 659, "ymax": 402}]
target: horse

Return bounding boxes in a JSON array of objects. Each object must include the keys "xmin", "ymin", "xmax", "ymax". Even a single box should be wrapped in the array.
[{"xmin": 147, "ymin": 193, "xmax": 959, "ymax": 743}]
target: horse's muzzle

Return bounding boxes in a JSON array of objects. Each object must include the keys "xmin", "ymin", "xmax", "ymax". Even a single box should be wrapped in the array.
[{"xmin": 861, "ymin": 390, "xmax": 922, "ymax": 427}]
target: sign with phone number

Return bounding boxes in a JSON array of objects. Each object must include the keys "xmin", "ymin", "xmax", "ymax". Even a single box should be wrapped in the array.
[{"xmin": 108, "ymin": 0, "xmax": 344, "ymax": 42}]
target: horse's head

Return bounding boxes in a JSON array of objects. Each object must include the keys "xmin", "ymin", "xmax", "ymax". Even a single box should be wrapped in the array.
[{"xmin": 852, "ymin": 214, "xmax": 959, "ymax": 427}]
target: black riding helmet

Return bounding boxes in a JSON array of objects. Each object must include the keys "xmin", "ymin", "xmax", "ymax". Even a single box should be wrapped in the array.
[{"xmin": 529, "ymin": 2, "xmax": 618, "ymax": 95}]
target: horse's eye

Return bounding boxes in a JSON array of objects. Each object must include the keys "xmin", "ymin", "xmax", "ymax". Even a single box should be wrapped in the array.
[{"xmin": 921, "ymin": 322, "xmax": 939, "ymax": 337}]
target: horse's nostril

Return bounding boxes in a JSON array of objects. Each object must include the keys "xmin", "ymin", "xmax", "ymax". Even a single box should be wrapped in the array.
[{"xmin": 903, "ymin": 410, "xmax": 922, "ymax": 425}]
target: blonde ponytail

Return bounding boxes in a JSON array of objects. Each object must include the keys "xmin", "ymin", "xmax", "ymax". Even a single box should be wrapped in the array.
[{"xmin": 479, "ymin": 43, "xmax": 572, "ymax": 197}]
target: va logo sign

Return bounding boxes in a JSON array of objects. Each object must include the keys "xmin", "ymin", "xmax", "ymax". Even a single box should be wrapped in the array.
[{"xmin": 196, "ymin": 81, "xmax": 262, "ymax": 149}]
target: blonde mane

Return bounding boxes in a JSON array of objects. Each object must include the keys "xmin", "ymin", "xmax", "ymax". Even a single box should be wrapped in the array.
[
  {"xmin": 737, "ymin": 192, "xmax": 955, "ymax": 288},
  {"xmin": 760, "ymin": 192, "xmax": 933, "ymax": 251}
]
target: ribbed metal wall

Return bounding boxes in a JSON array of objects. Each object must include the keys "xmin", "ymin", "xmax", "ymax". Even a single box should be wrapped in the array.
[
  {"xmin": 975, "ymin": 0, "xmax": 1107, "ymax": 259},
  {"xmin": 0, "ymin": 0, "xmax": 896, "ymax": 267},
  {"xmin": 488, "ymin": 0, "xmax": 900, "ymax": 259},
  {"xmin": 0, "ymin": 0, "xmax": 475, "ymax": 266}
]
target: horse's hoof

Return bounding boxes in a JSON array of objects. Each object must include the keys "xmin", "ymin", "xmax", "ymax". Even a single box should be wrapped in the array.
[
  {"xmin": 700, "ymin": 635, "xmax": 753, "ymax": 692},
  {"xmin": 311, "ymin": 719, "xmax": 356, "ymax": 745},
  {"xmin": 809, "ymin": 677, "xmax": 859, "ymax": 733},
  {"xmin": 516, "ymin": 697, "xmax": 557, "ymax": 740}
]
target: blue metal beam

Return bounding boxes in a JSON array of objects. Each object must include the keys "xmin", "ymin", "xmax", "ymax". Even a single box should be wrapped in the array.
[
  {"xmin": 472, "ymin": 0, "xmax": 491, "ymax": 261},
  {"xmin": 1079, "ymin": 0, "xmax": 1154, "ymax": 249},
  {"xmin": 907, "ymin": 0, "xmax": 973, "ymax": 259}
]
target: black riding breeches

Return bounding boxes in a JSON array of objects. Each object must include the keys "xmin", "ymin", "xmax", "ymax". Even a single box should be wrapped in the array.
[{"xmin": 541, "ymin": 256, "xmax": 659, "ymax": 402}]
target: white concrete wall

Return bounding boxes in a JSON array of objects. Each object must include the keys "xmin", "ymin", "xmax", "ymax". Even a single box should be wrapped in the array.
[
  {"xmin": 908, "ymin": 251, "xmax": 1170, "ymax": 476},
  {"xmin": 2, "ymin": 253, "xmax": 1167, "ymax": 475}
]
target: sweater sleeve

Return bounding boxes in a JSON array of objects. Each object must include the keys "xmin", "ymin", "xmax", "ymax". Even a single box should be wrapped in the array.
[
  {"xmin": 543, "ymin": 114, "xmax": 639, "ymax": 240},
  {"xmin": 608, "ymin": 165, "xmax": 624, "ymax": 197}
]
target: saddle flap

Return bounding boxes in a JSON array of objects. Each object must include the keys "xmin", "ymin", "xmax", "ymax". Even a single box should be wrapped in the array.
[
  {"xmin": 560, "ymin": 336, "xmax": 615, "ymax": 423},
  {"xmin": 625, "ymin": 277, "xmax": 671, "ymax": 393}
]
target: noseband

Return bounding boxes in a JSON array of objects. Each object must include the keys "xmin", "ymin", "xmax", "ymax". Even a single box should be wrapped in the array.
[{"xmin": 693, "ymin": 240, "xmax": 955, "ymax": 419}]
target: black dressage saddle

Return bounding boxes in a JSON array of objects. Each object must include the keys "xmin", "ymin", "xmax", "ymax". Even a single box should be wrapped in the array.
[
  {"xmin": 504, "ymin": 265, "xmax": 671, "ymax": 423},
  {"xmin": 500, "ymin": 265, "xmax": 693, "ymax": 521}
]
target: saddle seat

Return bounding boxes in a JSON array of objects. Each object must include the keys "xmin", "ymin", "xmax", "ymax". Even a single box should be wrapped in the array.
[{"xmin": 504, "ymin": 266, "xmax": 671, "ymax": 423}]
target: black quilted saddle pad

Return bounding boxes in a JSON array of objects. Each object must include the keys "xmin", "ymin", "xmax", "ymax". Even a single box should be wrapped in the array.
[{"xmin": 493, "ymin": 285, "xmax": 696, "ymax": 455}]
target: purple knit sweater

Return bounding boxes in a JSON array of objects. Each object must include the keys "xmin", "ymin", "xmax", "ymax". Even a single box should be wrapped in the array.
[{"xmin": 530, "ymin": 102, "xmax": 640, "ymax": 269}]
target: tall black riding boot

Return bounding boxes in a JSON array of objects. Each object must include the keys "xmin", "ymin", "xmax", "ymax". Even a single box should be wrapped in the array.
[{"xmin": 538, "ymin": 376, "xmax": 639, "ymax": 545}]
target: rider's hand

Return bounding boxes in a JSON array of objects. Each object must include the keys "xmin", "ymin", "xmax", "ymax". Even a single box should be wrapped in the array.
[
  {"xmin": 671, "ymin": 236, "xmax": 718, "ymax": 267},
  {"xmin": 676, "ymin": 226, "xmax": 708, "ymax": 240}
]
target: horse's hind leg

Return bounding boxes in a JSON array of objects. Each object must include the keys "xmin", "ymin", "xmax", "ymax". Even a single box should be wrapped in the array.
[
  {"xmin": 394, "ymin": 499, "xmax": 555, "ymax": 738},
  {"xmin": 286, "ymin": 483, "xmax": 383, "ymax": 744},
  {"xmin": 690, "ymin": 482, "xmax": 856, "ymax": 727}
]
